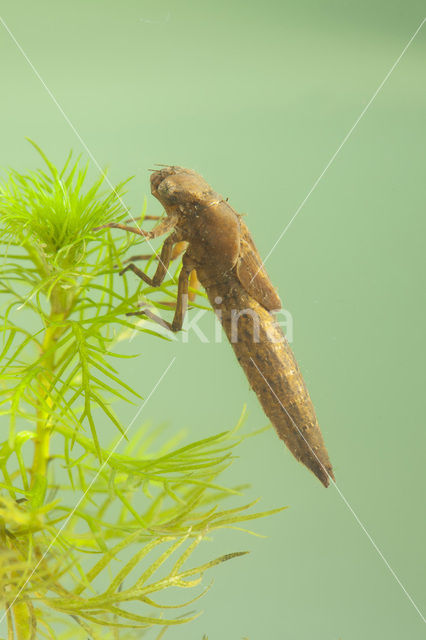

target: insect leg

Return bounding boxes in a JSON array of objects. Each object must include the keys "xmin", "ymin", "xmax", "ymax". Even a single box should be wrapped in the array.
[
  {"xmin": 94, "ymin": 215, "xmax": 177, "ymax": 239},
  {"xmin": 123, "ymin": 240, "xmax": 189, "ymax": 265},
  {"xmin": 170, "ymin": 255, "xmax": 193, "ymax": 331},
  {"xmin": 127, "ymin": 307, "xmax": 174, "ymax": 332},
  {"xmin": 169, "ymin": 242, "xmax": 200, "ymax": 303},
  {"xmin": 93, "ymin": 222, "xmax": 148, "ymax": 237},
  {"xmin": 125, "ymin": 241, "xmax": 199, "ymax": 307},
  {"xmin": 122, "ymin": 254, "xmax": 153, "ymax": 263},
  {"xmin": 135, "ymin": 267, "xmax": 199, "ymax": 308},
  {"xmin": 127, "ymin": 254, "xmax": 193, "ymax": 333},
  {"xmin": 124, "ymin": 215, "xmax": 162, "ymax": 223},
  {"xmin": 169, "ymin": 242, "xmax": 199, "ymax": 302},
  {"xmin": 120, "ymin": 232, "xmax": 179, "ymax": 287}
]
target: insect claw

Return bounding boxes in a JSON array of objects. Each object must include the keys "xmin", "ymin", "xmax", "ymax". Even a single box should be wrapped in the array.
[
  {"xmin": 122, "ymin": 254, "xmax": 153, "ymax": 264},
  {"xmin": 126, "ymin": 309, "xmax": 146, "ymax": 317},
  {"xmin": 127, "ymin": 307, "xmax": 173, "ymax": 331},
  {"xmin": 119, "ymin": 265, "xmax": 131, "ymax": 276}
]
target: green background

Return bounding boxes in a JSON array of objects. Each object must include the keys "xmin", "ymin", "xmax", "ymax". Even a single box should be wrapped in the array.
[{"xmin": 1, "ymin": 1, "xmax": 425, "ymax": 638}]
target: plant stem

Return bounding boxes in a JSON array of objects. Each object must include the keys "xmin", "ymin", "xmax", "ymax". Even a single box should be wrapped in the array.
[{"xmin": 30, "ymin": 280, "xmax": 75, "ymax": 496}]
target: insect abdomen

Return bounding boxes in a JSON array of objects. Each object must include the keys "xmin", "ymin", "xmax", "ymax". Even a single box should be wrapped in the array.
[{"xmin": 206, "ymin": 278, "xmax": 334, "ymax": 487}]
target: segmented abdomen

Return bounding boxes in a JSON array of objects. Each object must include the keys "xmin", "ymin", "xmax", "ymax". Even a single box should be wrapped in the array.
[{"xmin": 205, "ymin": 277, "xmax": 334, "ymax": 487}]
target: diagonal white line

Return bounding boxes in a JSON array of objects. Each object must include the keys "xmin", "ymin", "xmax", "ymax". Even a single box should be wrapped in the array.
[
  {"xmin": 250, "ymin": 17, "xmax": 426, "ymax": 281},
  {"xmin": 0, "ymin": 15, "xmax": 175, "ymax": 281},
  {"xmin": 249, "ymin": 356, "xmax": 425, "ymax": 623},
  {"xmin": 2, "ymin": 8, "xmax": 425, "ymax": 628},
  {"xmin": 0, "ymin": 357, "xmax": 176, "ymax": 625}
]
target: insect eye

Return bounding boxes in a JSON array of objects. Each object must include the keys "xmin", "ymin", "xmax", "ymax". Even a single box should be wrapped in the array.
[{"xmin": 158, "ymin": 179, "xmax": 178, "ymax": 200}]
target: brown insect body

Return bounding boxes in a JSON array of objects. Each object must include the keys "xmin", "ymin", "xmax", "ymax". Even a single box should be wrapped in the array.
[
  {"xmin": 151, "ymin": 167, "xmax": 334, "ymax": 487},
  {"xmin": 99, "ymin": 167, "xmax": 334, "ymax": 487}
]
